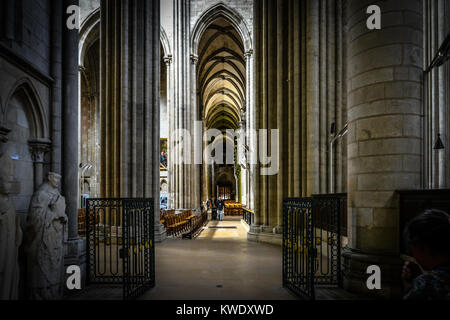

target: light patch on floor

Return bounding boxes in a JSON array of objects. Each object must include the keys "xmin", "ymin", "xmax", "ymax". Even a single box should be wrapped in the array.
[
  {"xmin": 140, "ymin": 216, "xmax": 297, "ymax": 300},
  {"xmin": 197, "ymin": 218, "xmax": 248, "ymax": 240}
]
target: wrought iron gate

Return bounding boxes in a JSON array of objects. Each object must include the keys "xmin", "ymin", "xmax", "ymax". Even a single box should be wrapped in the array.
[
  {"xmin": 282, "ymin": 195, "xmax": 346, "ymax": 300},
  {"xmin": 86, "ymin": 198, "xmax": 155, "ymax": 300},
  {"xmin": 282, "ymin": 198, "xmax": 315, "ymax": 299}
]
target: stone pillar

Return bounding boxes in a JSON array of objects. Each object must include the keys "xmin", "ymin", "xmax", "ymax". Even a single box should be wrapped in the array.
[
  {"xmin": 305, "ymin": 0, "xmax": 320, "ymax": 196},
  {"xmin": 249, "ymin": 0, "xmax": 283, "ymax": 244},
  {"xmin": 51, "ymin": 0, "xmax": 63, "ymax": 175},
  {"xmin": 202, "ymin": 130, "xmax": 210, "ymax": 202},
  {"xmin": 29, "ymin": 139, "xmax": 51, "ymax": 190},
  {"xmin": 62, "ymin": 0, "xmax": 80, "ymax": 241},
  {"xmin": 190, "ymin": 54, "xmax": 200, "ymax": 211},
  {"xmin": 343, "ymin": 0, "xmax": 423, "ymax": 298},
  {"xmin": 164, "ymin": 55, "xmax": 174, "ymax": 208},
  {"xmin": 61, "ymin": 0, "xmax": 85, "ymax": 294},
  {"xmin": 245, "ymin": 49, "xmax": 255, "ymax": 210},
  {"xmin": 100, "ymin": 0, "xmax": 165, "ymax": 241},
  {"xmin": 423, "ymin": 0, "xmax": 450, "ymax": 189},
  {"xmin": 172, "ymin": 0, "xmax": 192, "ymax": 209}
]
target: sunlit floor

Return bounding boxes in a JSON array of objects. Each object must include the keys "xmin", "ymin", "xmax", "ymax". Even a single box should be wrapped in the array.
[
  {"xmin": 68, "ymin": 216, "xmax": 359, "ymax": 300},
  {"xmin": 140, "ymin": 216, "xmax": 296, "ymax": 300}
]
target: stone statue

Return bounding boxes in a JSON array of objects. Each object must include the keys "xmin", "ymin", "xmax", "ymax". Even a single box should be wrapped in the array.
[
  {"xmin": 25, "ymin": 172, "xmax": 67, "ymax": 300},
  {"xmin": 0, "ymin": 147, "xmax": 22, "ymax": 300}
]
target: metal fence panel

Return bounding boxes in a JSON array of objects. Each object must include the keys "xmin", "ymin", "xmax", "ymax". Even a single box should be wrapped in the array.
[
  {"xmin": 86, "ymin": 198, "xmax": 155, "ymax": 300},
  {"xmin": 282, "ymin": 195, "xmax": 346, "ymax": 300}
]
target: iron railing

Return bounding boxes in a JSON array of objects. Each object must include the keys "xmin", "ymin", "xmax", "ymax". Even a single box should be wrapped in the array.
[
  {"xmin": 243, "ymin": 208, "xmax": 254, "ymax": 226},
  {"xmin": 182, "ymin": 210, "xmax": 208, "ymax": 239},
  {"xmin": 282, "ymin": 194, "xmax": 346, "ymax": 300},
  {"xmin": 283, "ymin": 198, "xmax": 315, "ymax": 299},
  {"xmin": 86, "ymin": 198, "xmax": 155, "ymax": 300}
]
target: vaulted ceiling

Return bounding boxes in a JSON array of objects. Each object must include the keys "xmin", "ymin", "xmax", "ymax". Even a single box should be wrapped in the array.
[{"xmin": 198, "ymin": 18, "xmax": 245, "ymax": 131}]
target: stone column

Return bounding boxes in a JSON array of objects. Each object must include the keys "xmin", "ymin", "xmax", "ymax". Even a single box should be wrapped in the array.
[
  {"xmin": 29, "ymin": 139, "xmax": 51, "ymax": 190},
  {"xmin": 172, "ymin": 0, "xmax": 192, "ymax": 209},
  {"xmin": 305, "ymin": 0, "xmax": 320, "ymax": 196},
  {"xmin": 245, "ymin": 50, "xmax": 255, "ymax": 210},
  {"xmin": 61, "ymin": 0, "xmax": 85, "ymax": 293},
  {"xmin": 190, "ymin": 54, "xmax": 201, "ymax": 211},
  {"xmin": 100, "ymin": 0, "xmax": 165, "ymax": 241},
  {"xmin": 202, "ymin": 129, "xmax": 210, "ymax": 202},
  {"xmin": 51, "ymin": 0, "xmax": 63, "ymax": 175},
  {"xmin": 164, "ymin": 55, "xmax": 174, "ymax": 208},
  {"xmin": 343, "ymin": 0, "xmax": 423, "ymax": 298},
  {"xmin": 62, "ymin": 0, "xmax": 80, "ymax": 241}
]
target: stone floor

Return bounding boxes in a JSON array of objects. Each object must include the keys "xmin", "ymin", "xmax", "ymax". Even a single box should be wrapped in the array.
[
  {"xmin": 141, "ymin": 216, "xmax": 296, "ymax": 300},
  {"xmin": 68, "ymin": 216, "xmax": 360, "ymax": 300}
]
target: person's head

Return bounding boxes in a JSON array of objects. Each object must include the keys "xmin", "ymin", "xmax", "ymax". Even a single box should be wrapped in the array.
[
  {"xmin": 403, "ymin": 209, "xmax": 450, "ymax": 270},
  {"xmin": 48, "ymin": 172, "xmax": 62, "ymax": 189}
]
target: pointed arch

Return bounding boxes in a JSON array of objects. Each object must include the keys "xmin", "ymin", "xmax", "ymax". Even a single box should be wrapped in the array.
[
  {"xmin": 79, "ymin": 8, "xmax": 100, "ymax": 67},
  {"xmin": 4, "ymin": 78, "xmax": 49, "ymax": 139},
  {"xmin": 160, "ymin": 25, "xmax": 172, "ymax": 57},
  {"xmin": 191, "ymin": 3, "xmax": 252, "ymax": 57}
]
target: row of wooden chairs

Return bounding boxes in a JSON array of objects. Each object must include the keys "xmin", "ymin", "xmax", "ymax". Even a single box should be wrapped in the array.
[
  {"xmin": 224, "ymin": 201, "xmax": 244, "ymax": 216},
  {"xmin": 183, "ymin": 210, "xmax": 208, "ymax": 239},
  {"xmin": 161, "ymin": 210, "xmax": 196, "ymax": 237}
]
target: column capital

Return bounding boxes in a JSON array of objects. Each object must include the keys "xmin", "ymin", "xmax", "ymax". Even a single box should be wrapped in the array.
[
  {"xmin": 163, "ymin": 54, "xmax": 173, "ymax": 66},
  {"xmin": 190, "ymin": 54, "xmax": 199, "ymax": 65},
  {"xmin": 29, "ymin": 138, "xmax": 51, "ymax": 163},
  {"xmin": 244, "ymin": 49, "xmax": 254, "ymax": 60},
  {"xmin": 240, "ymin": 109, "xmax": 246, "ymax": 127}
]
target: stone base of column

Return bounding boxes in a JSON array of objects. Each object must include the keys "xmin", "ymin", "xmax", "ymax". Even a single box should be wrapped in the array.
[
  {"xmin": 64, "ymin": 238, "xmax": 86, "ymax": 296},
  {"xmin": 247, "ymin": 225, "xmax": 282, "ymax": 246},
  {"xmin": 273, "ymin": 225, "xmax": 282, "ymax": 234},
  {"xmin": 342, "ymin": 247, "xmax": 404, "ymax": 299},
  {"xmin": 154, "ymin": 222, "xmax": 167, "ymax": 243}
]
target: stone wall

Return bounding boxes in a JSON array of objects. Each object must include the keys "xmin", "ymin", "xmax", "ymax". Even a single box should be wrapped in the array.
[
  {"xmin": 0, "ymin": 0, "xmax": 53, "ymax": 221},
  {"xmin": 80, "ymin": 0, "xmax": 99, "ymax": 24},
  {"xmin": 0, "ymin": 0, "xmax": 82, "ymax": 298}
]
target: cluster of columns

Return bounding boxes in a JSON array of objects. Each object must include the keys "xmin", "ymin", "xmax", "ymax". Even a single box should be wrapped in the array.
[
  {"xmin": 252, "ymin": 0, "xmax": 425, "ymax": 298},
  {"xmin": 250, "ymin": 0, "xmax": 347, "ymax": 243},
  {"xmin": 423, "ymin": 0, "xmax": 450, "ymax": 189},
  {"xmin": 99, "ymin": 0, "xmax": 165, "ymax": 241},
  {"xmin": 169, "ymin": 0, "xmax": 200, "ymax": 210}
]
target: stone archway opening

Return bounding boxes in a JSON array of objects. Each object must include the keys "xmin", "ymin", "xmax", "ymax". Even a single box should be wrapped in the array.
[{"xmin": 196, "ymin": 16, "xmax": 246, "ymax": 207}]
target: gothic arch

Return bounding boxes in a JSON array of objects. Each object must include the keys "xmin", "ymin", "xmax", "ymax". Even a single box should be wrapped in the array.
[
  {"xmin": 160, "ymin": 25, "xmax": 171, "ymax": 58},
  {"xmin": 79, "ymin": 8, "xmax": 100, "ymax": 67},
  {"xmin": 191, "ymin": 3, "xmax": 252, "ymax": 56},
  {"xmin": 4, "ymin": 78, "xmax": 48, "ymax": 139}
]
